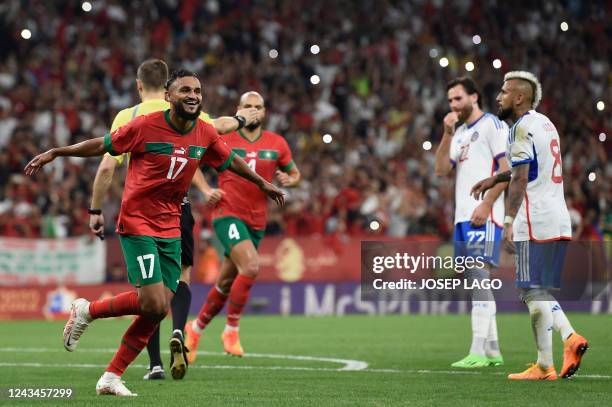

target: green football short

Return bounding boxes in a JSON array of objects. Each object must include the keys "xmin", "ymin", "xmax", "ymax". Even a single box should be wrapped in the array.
[
  {"xmin": 213, "ymin": 216, "xmax": 265, "ymax": 257},
  {"xmin": 118, "ymin": 234, "xmax": 182, "ymax": 292}
]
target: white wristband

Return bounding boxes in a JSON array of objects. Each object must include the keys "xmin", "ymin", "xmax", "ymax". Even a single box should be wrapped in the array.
[{"xmin": 504, "ymin": 216, "xmax": 514, "ymax": 225}]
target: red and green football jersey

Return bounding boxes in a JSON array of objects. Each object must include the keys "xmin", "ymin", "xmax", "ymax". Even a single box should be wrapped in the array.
[
  {"xmin": 104, "ymin": 110, "xmax": 232, "ymax": 238},
  {"xmin": 212, "ymin": 129, "xmax": 294, "ymax": 230}
]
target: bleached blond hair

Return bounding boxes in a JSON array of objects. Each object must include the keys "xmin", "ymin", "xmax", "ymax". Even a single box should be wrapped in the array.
[{"xmin": 504, "ymin": 71, "xmax": 542, "ymax": 109}]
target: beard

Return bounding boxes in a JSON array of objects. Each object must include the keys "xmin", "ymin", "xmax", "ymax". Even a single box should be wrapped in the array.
[
  {"xmin": 174, "ymin": 100, "xmax": 202, "ymax": 121},
  {"xmin": 497, "ymin": 105, "xmax": 513, "ymax": 120},
  {"xmin": 245, "ymin": 120, "xmax": 262, "ymax": 131},
  {"xmin": 456, "ymin": 103, "xmax": 473, "ymax": 123}
]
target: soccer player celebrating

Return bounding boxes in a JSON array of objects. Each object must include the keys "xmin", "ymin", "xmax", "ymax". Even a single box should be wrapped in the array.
[
  {"xmin": 185, "ymin": 91, "xmax": 300, "ymax": 360},
  {"xmin": 434, "ymin": 77, "xmax": 508, "ymax": 368},
  {"xmin": 24, "ymin": 70, "xmax": 284, "ymax": 396},
  {"xmin": 88, "ymin": 59, "xmax": 257, "ymax": 381},
  {"xmin": 471, "ymin": 71, "xmax": 588, "ymax": 380}
]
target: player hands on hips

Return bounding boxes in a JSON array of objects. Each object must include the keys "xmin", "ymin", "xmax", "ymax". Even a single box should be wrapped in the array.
[
  {"xmin": 23, "ymin": 70, "xmax": 284, "ymax": 396},
  {"xmin": 185, "ymin": 91, "xmax": 301, "ymax": 361},
  {"xmin": 434, "ymin": 77, "xmax": 508, "ymax": 369},
  {"xmin": 471, "ymin": 71, "xmax": 588, "ymax": 381}
]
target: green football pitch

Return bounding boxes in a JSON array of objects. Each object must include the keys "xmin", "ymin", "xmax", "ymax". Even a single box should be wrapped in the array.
[{"xmin": 1, "ymin": 314, "xmax": 611, "ymax": 406}]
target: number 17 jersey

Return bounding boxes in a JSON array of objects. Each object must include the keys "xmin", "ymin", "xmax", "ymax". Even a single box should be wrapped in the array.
[
  {"xmin": 104, "ymin": 110, "xmax": 232, "ymax": 238},
  {"xmin": 507, "ymin": 110, "xmax": 571, "ymax": 242}
]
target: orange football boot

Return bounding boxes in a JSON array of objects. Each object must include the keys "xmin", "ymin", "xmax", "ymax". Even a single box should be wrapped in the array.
[
  {"xmin": 508, "ymin": 364, "xmax": 558, "ymax": 381},
  {"xmin": 184, "ymin": 320, "xmax": 201, "ymax": 364},
  {"xmin": 560, "ymin": 333, "xmax": 589, "ymax": 378},
  {"xmin": 222, "ymin": 330, "xmax": 244, "ymax": 357}
]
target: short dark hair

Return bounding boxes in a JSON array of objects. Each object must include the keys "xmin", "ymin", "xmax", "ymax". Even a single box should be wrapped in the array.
[
  {"xmin": 136, "ymin": 59, "xmax": 168, "ymax": 91},
  {"xmin": 446, "ymin": 76, "xmax": 483, "ymax": 108},
  {"xmin": 165, "ymin": 69, "xmax": 199, "ymax": 90}
]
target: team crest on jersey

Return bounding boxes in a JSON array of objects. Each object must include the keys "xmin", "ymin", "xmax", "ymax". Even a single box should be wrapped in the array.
[{"xmin": 471, "ymin": 132, "xmax": 479, "ymax": 142}]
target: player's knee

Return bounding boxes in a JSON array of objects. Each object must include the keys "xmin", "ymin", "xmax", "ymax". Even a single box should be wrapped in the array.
[
  {"xmin": 239, "ymin": 257, "xmax": 259, "ymax": 278},
  {"xmin": 180, "ymin": 266, "xmax": 191, "ymax": 285},
  {"xmin": 139, "ymin": 295, "xmax": 169, "ymax": 321}
]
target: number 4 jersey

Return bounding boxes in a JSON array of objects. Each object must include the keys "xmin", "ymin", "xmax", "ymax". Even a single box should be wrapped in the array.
[
  {"xmin": 212, "ymin": 129, "xmax": 294, "ymax": 231},
  {"xmin": 507, "ymin": 110, "xmax": 571, "ymax": 242},
  {"xmin": 104, "ymin": 110, "xmax": 232, "ymax": 238}
]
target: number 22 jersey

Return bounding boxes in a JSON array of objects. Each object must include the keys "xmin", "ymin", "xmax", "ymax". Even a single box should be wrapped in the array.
[
  {"xmin": 104, "ymin": 110, "xmax": 232, "ymax": 238},
  {"xmin": 507, "ymin": 110, "xmax": 571, "ymax": 242}
]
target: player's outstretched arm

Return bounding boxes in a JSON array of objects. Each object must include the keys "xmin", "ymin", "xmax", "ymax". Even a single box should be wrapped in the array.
[
  {"xmin": 24, "ymin": 137, "xmax": 106, "ymax": 176},
  {"xmin": 192, "ymin": 167, "xmax": 225, "ymax": 205},
  {"xmin": 228, "ymin": 155, "xmax": 285, "ymax": 207},
  {"xmin": 213, "ymin": 108, "xmax": 258, "ymax": 134}
]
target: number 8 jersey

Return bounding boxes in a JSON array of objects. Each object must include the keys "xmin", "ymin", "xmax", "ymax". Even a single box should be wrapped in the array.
[
  {"xmin": 507, "ymin": 110, "xmax": 572, "ymax": 242},
  {"xmin": 104, "ymin": 110, "xmax": 232, "ymax": 238}
]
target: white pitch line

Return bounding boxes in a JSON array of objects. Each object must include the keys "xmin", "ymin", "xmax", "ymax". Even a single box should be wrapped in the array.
[
  {"xmin": 0, "ymin": 347, "xmax": 368, "ymax": 371},
  {"xmin": 0, "ymin": 362, "xmax": 609, "ymax": 379},
  {"xmin": 0, "ymin": 362, "xmax": 358, "ymax": 373}
]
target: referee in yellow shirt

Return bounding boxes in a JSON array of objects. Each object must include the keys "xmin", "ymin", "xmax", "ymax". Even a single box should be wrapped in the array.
[{"xmin": 88, "ymin": 58, "xmax": 257, "ymax": 380}]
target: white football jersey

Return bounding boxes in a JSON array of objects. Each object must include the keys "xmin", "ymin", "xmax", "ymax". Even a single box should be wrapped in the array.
[
  {"xmin": 507, "ymin": 110, "xmax": 572, "ymax": 241},
  {"xmin": 450, "ymin": 113, "xmax": 508, "ymax": 225}
]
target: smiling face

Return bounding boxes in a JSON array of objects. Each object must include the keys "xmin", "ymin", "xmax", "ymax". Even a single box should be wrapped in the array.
[
  {"xmin": 447, "ymin": 84, "xmax": 476, "ymax": 123},
  {"xmin": 165, "ymin": 76, "xmax": 202, "ymax": 120}
]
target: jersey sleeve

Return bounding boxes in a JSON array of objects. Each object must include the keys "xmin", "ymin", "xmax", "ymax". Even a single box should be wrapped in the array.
[
  {"xmin": 104, "ymin": 116, "xmax": 145, "ymax": 156},
  {"xmin": 486, "ymin": 118, "xmax": 508, "ymax": 167},
  {"xmin": 200, "ymin": 126, "xmax": 233, "ymax": 171},
  {"xmin": 198, "ymin": 111, "xmax": 215, "ymax": 125},
  {"xmin": 509, "ymin": 120, "xmax": 534, "ymax": 167},
  {"xmin": 104, "ymin": 108, "xmax": 133, "ymax": 165},
  {"xmin": 277, "ymin": 137, "xmax": 295, "ymax": 172}
]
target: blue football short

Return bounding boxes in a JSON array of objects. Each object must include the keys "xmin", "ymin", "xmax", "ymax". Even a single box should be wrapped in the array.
[
  {"xmin": 515, "ymin": 240, "xmax": 569, "ymax": 289},
  {"xmin": 453, "ymin": 220, "xmax": 502, "ymax": 267}
]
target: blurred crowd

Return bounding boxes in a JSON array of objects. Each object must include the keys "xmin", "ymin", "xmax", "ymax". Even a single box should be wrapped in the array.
[{"xmin": 0, "ymin": 0, "xmax": 609, "ymax": 242}]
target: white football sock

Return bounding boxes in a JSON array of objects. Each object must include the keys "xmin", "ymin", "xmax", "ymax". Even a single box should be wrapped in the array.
[
  {"xmin": 526, "ymin": 300, "xmax": 554, "ymax": 369},
  {"xmin": 485, "ymin": 301, "xmax": 501, "ymax": 357},
  {"xmin": 470, "ymin": 301, "xmax": 490, "ymax": 356},
  {"xmin": 550, "ymin": 300, "xmax": 574, "ymax": 341},
  {"xmin": 224, "ymin": 324, "xmax": 239, "ymax": 332}
]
